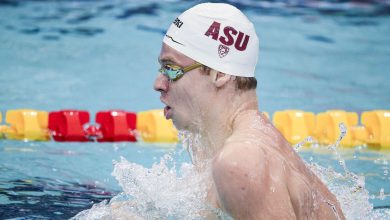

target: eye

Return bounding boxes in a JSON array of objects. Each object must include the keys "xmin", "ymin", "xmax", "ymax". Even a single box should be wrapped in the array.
[
  {"xmin": 163, "ymin": 64, "xmax": 172, "ymax": 70},
  {"xmin": 165, "ymin": 64, "xmax": 180, "ymax": 71}
]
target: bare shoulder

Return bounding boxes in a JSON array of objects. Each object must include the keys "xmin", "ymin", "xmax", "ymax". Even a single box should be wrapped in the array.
[
  {"xmin": 213, "ymin": 140, "xmax": 266, "ymax": 172},
  {"xmin": 212, "ymin": 138, "xmax": 288, "ymax": 194},
  {"xmin": 212, "ymin": 132, "xmax": 286, "ymax": 184},
  {"xmin": 211, "ymin": 140, "xmax": 296, "ymax": 219}
]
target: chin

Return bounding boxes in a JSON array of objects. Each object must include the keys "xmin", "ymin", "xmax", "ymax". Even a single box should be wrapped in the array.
[
  {"xmin": 171, "ymin": 118, "xmax": 186, "ymax": 131},
  {"xmin": 171, "ymin": 115, "xmax": 192, "ymax": 132}
]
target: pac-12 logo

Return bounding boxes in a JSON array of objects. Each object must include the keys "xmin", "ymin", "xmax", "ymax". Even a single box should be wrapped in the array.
[
  {"xmin": 218, "ymin": 45, "xmax": 229, "ymax": 58},
  {"xmin": 205, "ymin": 21, "xmax": 250, "ymax": 58}
]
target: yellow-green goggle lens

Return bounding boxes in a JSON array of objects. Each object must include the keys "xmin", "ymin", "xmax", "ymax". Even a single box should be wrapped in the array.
[{"xmin": 159, "ymin": 64, "xmax": 184, "ymax": 81}]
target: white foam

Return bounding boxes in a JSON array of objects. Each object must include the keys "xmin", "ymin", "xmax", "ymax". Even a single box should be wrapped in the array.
[{"xmin": 73, "ymin": 126, "xmax": 389, "ymax": 219}]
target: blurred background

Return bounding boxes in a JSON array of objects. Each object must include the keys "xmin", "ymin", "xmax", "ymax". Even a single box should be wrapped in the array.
[{"xmin": 1, "ymin": 0, "xmax": 389, "ymax": 113}]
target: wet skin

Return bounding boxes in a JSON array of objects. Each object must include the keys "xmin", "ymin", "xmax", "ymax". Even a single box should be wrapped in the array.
[{"xmin": 154, "ymin": 43, "xmax": 345, "ymax": 220}]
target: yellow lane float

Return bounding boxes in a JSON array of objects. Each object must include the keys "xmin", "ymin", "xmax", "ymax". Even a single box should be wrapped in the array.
[
  {"xmin": 273, "ymin": 110, "xmax": 315, "ymax": 145},
  {"xmin": 350, "ymin": 125, "xmax": 369, "ymax": 147},
  {"xmin": 315, "ymin": 110, "xmax": 358, "ymax": 147},
  {"xmin": 362, "ymin": 110, "xmax": 390, "ymax": 149},
  {"xmin": 136, "ymin": 109, "xmax": 178, "ymax": 143},
  {"xmin": 4, "ymin": 109, "xmax": 50, "ymax": 141},
  {"xmin": 0, "ymin": 108, "xmax": 389, "ymax": 149}
]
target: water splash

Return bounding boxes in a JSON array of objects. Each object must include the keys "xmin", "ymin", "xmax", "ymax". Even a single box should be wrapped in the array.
[
  {"xmin": 72, "ymin": 132, "xmax": 224, "ymax": 219},
  {"xmin": 309, "ymin": 162, "xmax": 390, "ymax": 219},
  {"xmin": 293, "ymin": 136, "xmax": 314, "ymax": 152},
  {"xmin": 327, "ymin": 123, "xmax": 351, "ymax": 177},
  {"xmin": 72, "ymin": 156, "xmax": 213, "ymax": 219},
  {"xmin": 179, "ymin": 130, "xmax": 198, "ymax": 164},
  {"xmin": 302, "ymin": 123, "xmax": 390, "ymax": 219},
  {"xmin": 73, "ymin": 123, "xmax": 390, "ymax": 219}
]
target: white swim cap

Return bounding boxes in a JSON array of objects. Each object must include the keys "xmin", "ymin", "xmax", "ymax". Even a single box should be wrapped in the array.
[{"xmin": 163, "ymin": 3, "xmax": 259, "ymax": 77}]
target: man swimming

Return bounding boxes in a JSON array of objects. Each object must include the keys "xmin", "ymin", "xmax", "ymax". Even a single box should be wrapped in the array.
[{"xmin": 154, "ymin": 3, "xmax": 345, "ymax": 220}]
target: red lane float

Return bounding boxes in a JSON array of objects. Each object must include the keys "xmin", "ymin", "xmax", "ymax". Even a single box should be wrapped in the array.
[
  {"xmin": 49, "ymin": 110, "xmax": 91, "ymax": 142},
  {"xmin": 2, "ymin": 108, "xmax": 387, "ymax": 149},
  {"xmin": 95, "ymin": 110, "xmax": 136, "ymax": 142}
]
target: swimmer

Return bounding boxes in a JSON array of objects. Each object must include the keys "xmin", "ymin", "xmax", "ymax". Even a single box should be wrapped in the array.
[{"xmin": 154, "ymin": 3, "xmax": 345, "ymax": 220}]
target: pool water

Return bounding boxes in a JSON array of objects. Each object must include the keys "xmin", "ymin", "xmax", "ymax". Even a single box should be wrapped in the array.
[{"xmin": 0, "ymin": 0, "xmax": 389, "ymax": 219}]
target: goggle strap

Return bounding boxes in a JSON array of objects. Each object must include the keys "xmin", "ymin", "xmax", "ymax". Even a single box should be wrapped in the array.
[{"xmin": 182, "ymin": 62, "xmax": 203, "ymax": 73}]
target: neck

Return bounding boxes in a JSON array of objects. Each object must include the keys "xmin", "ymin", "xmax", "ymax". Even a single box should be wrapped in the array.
[{"xmin": 190, "ymin": 89, "xmax": 259, "ymax": 168}]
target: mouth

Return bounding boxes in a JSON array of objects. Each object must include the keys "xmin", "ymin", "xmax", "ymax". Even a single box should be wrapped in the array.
[
  {"xmin": 163, "ymin": 105, "xmax": 172, "ymax": 119},
  {"xmin": 160, "ymin": 96, "xmax": 173, "ymax": 119}
]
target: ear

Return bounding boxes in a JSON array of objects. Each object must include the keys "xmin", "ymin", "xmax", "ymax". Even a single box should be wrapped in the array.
[{"xmin": 210, "ymin": 70, "xmax": 231, "ymax": 88}]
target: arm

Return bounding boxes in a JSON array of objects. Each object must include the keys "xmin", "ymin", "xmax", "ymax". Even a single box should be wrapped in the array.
[{"xmin": 212, "ymin": 143, "xmax": 297, "ymax": 220}]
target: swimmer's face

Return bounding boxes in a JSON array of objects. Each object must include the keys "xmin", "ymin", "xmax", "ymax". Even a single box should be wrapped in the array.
[{"xmin": 154, "ymin": 43, "xmax": 214, "ymax": 131}]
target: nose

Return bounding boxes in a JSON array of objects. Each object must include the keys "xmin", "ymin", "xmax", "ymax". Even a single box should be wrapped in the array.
[{"xmin": 153, "ymin": 73, "xmax": 169, "ymax": 93}]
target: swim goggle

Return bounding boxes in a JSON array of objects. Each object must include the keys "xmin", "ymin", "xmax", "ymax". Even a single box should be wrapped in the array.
[{"xmin": 159, "ymin": 62, "xmax": 203, "ymax": 81}]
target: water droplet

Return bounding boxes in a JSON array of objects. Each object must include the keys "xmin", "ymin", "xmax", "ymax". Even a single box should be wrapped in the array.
[
  {"xmin": 293, "ymin": 136, "xmax": 313, "ymax": 152},
  {"xmin": 113, "ymin": 144, "xmax": 119, "ymax": 151},
  {"xmin": 379, "ymin": 188, "xmax": 385, "ymax": 200},
  {"xmin": 338, "ymin": 123, "xmax": 347, "ymax": 142}
]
